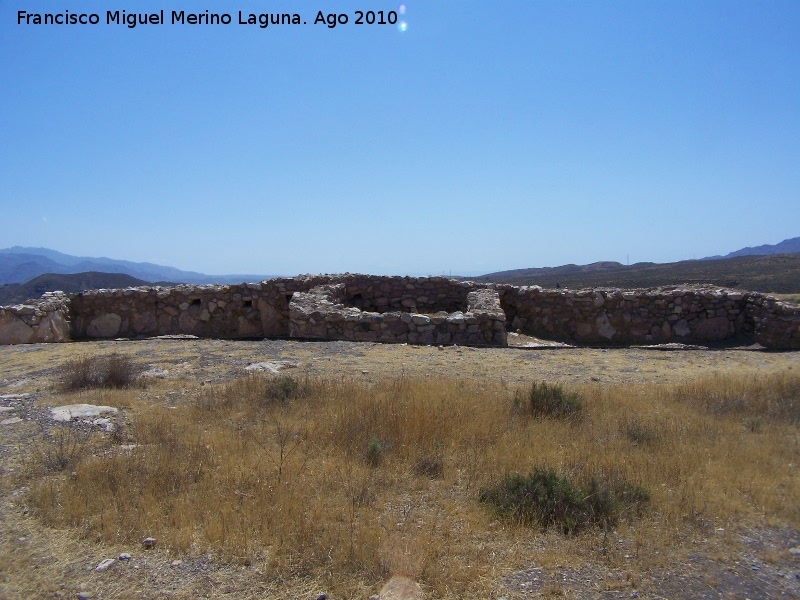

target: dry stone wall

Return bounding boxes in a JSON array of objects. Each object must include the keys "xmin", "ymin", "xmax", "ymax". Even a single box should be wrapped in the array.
[
  {"xmin": 70, "ymin": 283, "xmax": 271, "ymax": 339},
  {"xmin": 498, "ymin": 286, "xmax": 756, "ymax": 346},
  {"xmin": 251, "ymin": 274, "xmax": 476, "ymax": 338},
  {"xmin": 745, "ymin": 294, "xmax": 800, "ymax": 350},
  {"xmin": 289, "ymin": 284, "xmax": 506, "ymax": 345},
  {"xmin": 0, "ymin": 275, "xmax": 798, "ymax": 349},
  {"xmin": 0, "ymin": 292, "xmax": 71, "ymax": 345},
  {"xmin": 335, "ymin": 275, "xmax": 471, "ymax": 314},
  {"xmin": 66, "ymin": 274, "xmax": 474, "ymax": 340}
]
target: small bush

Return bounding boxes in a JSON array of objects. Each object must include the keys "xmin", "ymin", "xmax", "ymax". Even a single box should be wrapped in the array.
[
  {"xmin": 746, "ymin": 416, "xmax": 764, "ymax": 433},
  {"xmin": 619, "ymin": 483, "xmax": 651, "ymax": 506},
  {"xmin": 516, "ymin": 381, "xmax": 582, "ymax": 418},
  {"xmin": 263, "ymin": 375, "xmax": 307, "ymax": 404},
  {"xmin": 60, "ymin": 353, "xmax": 143, "ymax": 390},
  {"xmin": 479, "ymin": 468, "xmax": 648, "ymax": 533},
  {"xmin": 413, "ymin": 440, "xmax": 443, "ymax": 478},
  {"xmin": 196, "ymin": 374, "xmax": 312, "ymax": 414},
  {"xmin": 624, "ymin": 421, "xmax": 662, "ymax": 447},
  {"xmin": 32, "ymin": 424, "xmax": 92, "ymax": 472},
  {"xmin": 366, "ymin": 438, "xmax": 383, "ymax": 466},
  {"xmin": 413, "ymin": 456, "xmax": 444, "ymax": 479}
]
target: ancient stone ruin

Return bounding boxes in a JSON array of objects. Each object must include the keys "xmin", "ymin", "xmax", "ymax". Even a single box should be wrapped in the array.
[
  {"xmin": 1, "ymin": 274, "xmax": 799, "ymax": 349},
  {"xmin": 289, "ymin": 284, "xmax": 506, "ymax": 346}
]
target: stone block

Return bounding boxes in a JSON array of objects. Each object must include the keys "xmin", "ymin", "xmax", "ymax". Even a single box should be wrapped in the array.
[
  {"xmin": 87, "ymin": 313, "xmax": 122, "ymax": 338},
  {"xmin": 0, "ymin": 313, "xmax": 34, "ymax": 345}
]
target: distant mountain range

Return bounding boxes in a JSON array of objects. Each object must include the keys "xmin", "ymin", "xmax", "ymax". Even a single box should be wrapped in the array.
[
  {"xmin": 0, "ymin": 272, "xmax": 155, "ymax": 306},
  {"xmin": 1, "ymin": 238, "xmax": 798, "ymax": 306},
  {"xmin": 478, "ymin": 237, "xmax": 800, "ymax": 292},
  {"xmin": 477, "ymin": 254, "xmax": 800, "ymax": 292},
  {"xmin": 704, "ymin": 237, "xmax": 800, "ymax": 259},
  {"xmin": 0, "ymin": 247, "xmax": 273, "ymax": 286}
]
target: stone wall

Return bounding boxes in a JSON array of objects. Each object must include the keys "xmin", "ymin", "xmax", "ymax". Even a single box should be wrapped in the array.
[
  {"xmin": 0, "ymin": 292, "xmax": 71, "ymax": 345},
  {"xmin": 66, "ymin": 275, "xmax": 474, "ymax": 340},
  {"xmin": 289, "ymin": 284, "xmax": 506, "ymax": 346},
  {"xmin": 495, "ymin": 285, "xmax": 799, "ymax": 349},
  {"xmin": 334, "ymin": 275, "xmax": 472, "ymax": 314},
  {"xmin": 69, "ymin": 284, "xmax": 271, "ymax": 339},
  {"xmin": 0, "ymin": 275, "xmax": 799, "ymax": 349},
  {"xmin": 252, "ymin": 274, "xmax": 475, "ymax": 338},
  {"xmin": 745, "ymin": 294, "xmax": 800, "ymax": 350},
  {"xmin": 498, "ymin": 286, "xmax": 754, "ymax": 346}
]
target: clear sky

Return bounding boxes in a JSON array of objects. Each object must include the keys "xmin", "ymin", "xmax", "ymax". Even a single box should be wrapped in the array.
[{"xmin": 2, "ymin": 1, "xmax": 799, "ymax": 276}]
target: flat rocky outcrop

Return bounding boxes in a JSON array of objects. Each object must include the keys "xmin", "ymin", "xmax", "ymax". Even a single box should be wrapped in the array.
[{"xmin": 0, "ymin": 275, "xmax": 798, "ymax": 349}]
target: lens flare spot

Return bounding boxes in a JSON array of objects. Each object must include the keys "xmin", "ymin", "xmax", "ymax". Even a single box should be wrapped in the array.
[
  {"xmin": 398, "ymin": 3, "xmax": 407, "ymax": 15},
  {"xmin": 398, "ymin": 21, "xmax": 408, "ymax": 32}
]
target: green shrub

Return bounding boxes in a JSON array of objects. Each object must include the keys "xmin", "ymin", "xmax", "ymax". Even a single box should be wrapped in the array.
[
  {"xmin": 479, "ymin": 468, "xmax": 648, "ymax": 533},
  {"xmin": 516, "ymin": 381, "xmax": 582, "ymax": 418},
  {"xmin": 60, "ymin": 353, "xmax": 143, "ymax": 390},
  {"xmin": 366, "ymin": 438, "xmax": 383, "ymax": 467}
]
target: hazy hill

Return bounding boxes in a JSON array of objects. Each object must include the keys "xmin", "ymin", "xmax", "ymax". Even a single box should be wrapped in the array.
[
  {"xmin": 0, "ymin": 272, "xmax": 158, "ymax": 305},
  {"xmin": 0, "ymin": 247, "xmax": 272, "ymax": 285},
  {"xmin": 705, "ymin": 236, "xmax": 800, "ymax": 259},
  {"xmin": 0, "ymin": 252, "xmax": 71, "ymax": 284},
  {"xmin": 478, "ymin": 260, "xmax": 648, "ymax": 282},
  {"xmin": 477, "ymin": 253, "xmax": 800, "ymax": 293}
]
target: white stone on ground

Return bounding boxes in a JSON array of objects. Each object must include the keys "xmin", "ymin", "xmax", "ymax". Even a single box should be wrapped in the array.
[
  {"xmin": 140, "ymin": 367, "xmax": 169, "ymax": 378},
  {"xmin": 95, "ymin": 558, "xmax": 115, "ymax": 572},
  {"xmin": 0, "ymin": 393, "xmax": 32, "ymax": 401},
  {"xmin": 50, "ymin": 404, "xmax": 118, "ymax": 422},
  {"xmin": 244, "ymin": 360, "xmax": 299, "ymax": 373}
]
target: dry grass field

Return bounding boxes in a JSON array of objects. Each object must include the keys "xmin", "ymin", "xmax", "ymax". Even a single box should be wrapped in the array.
[{"xmin": 1, "ymin": 338, "xmax": 799, "ymax": 599}]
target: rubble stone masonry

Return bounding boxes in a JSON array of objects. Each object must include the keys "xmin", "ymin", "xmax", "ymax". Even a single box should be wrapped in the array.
[{"xmin": 0, "ymin": 275, "xmax": 798, "ymax": 349}]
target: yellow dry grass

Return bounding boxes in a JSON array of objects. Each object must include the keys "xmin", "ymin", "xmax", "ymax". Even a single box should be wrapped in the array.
[{"xmin": 22, "ymin": 367, "xmax": 800, "ymax": 598}]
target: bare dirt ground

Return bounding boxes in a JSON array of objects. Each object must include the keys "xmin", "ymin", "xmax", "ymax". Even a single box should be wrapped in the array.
[{"xmin": 1, "ymin": 338, "xmax": 799, "ymax": 599}]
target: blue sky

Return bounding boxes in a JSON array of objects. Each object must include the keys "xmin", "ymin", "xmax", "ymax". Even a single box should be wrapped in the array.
[{"xmin": 2, "ymin": 1, "xmax": 799, "ymax": 276}]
